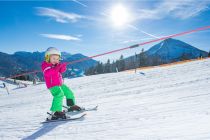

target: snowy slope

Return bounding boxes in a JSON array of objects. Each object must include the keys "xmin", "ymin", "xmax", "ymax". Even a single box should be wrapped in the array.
[{"xmin": 0, "ymin": 58, "xmax": 210, "ymax": 140}]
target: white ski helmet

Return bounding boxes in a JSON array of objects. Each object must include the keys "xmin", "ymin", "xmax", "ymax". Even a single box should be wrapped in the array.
[{"xmin": 45, "ymin": 47, "xmax": 61, "ymax": 62}]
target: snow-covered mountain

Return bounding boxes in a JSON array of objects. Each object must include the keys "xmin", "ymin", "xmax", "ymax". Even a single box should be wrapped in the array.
[
  {"xmin": 0, "ymin": 58, "xmax": 210, "ymax": 139},
  {"xmin": 121, "ymin": 38, "xmax": 208, "ymax": 70},
  {"xmin": 146, "ymin": 38, "xmax": 208, "ymax": 62}
]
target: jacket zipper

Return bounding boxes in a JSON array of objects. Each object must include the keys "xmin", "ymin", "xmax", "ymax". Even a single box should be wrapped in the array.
[{"xmin": 50, "ymin": 76, "xmax": 53, "ymax": 85}]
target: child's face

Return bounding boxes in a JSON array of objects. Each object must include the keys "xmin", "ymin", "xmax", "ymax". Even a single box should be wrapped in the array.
[{"xmin": 49, "ymin": 54, "xmax": 60, "ymax": 65}]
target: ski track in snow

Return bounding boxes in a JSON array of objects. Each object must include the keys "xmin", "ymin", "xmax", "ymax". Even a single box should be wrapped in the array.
[{"xmin": 0, "ymin": 59, "xmax": 210, "ymax": 140}]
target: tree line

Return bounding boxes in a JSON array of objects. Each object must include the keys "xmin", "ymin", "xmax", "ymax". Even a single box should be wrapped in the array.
[
  {"xmin": 85, "ymin": 49, "xmax": 208, "ymax": 76},
  {"xmin": 85, "ymin": 49, "xmax": 151, "ymax": 75}
]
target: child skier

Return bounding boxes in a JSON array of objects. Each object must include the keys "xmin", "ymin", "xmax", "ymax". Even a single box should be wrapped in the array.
[{"xmin": 42, "ymin": 47, "xmax": 81, "ymax": 120}]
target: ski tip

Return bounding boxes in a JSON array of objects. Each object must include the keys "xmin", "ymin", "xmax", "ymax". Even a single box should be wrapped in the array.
[
  {"xmin": 93, "ymin": 105, "xmax": 98, "ymax": 110},
  {"xmin": 80, "ymin": 113, "xmax": 87, "ymax": 117}
]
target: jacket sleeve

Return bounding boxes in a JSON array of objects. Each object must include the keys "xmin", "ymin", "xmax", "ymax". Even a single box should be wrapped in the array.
[
  {"xmin": 41, "ymin": 62, "xmax": 59, "ymax": 77},
  {"xmin": 59, "ymin": 63, "xmax": 67, "ymax": 73}
]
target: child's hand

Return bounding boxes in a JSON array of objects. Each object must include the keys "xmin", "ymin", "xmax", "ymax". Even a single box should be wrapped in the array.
[
  {"xmin": 53, "ymin": 63, "xmax": 61, "ymax": 71},
  {"xmin": 59, "ymin": 63, "xmax": 67, "ymax": 73},
  {"xmin": 53, "ymin": 63, "xmax": 67, "ymax": 73}
]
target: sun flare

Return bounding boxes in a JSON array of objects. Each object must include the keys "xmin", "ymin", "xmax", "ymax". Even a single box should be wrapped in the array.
[{"xmin": 109, "ymin": 4, "xmax": 131, "ymax": 28}]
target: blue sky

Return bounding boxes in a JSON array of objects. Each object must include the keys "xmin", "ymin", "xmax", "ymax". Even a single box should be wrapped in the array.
[{"xmin": 0, "ymin": 0, "xmax": 210, "ymax": 62}]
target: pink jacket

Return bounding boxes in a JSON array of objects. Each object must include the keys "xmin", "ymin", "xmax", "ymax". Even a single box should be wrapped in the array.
[{"xmin": 41, "ymin": 61, "xmax": 67, "ymax": 89}]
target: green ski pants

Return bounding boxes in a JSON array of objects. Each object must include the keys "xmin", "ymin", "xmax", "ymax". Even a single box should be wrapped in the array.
[{"xmin": 49, "ymin": 84, "xmax": 75, "ymax": 112}]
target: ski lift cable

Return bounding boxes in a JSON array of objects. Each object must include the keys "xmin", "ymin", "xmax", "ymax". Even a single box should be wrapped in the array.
[{"xmin": 0, "ymin": 25, "xmax": 210, "ymax": 81}]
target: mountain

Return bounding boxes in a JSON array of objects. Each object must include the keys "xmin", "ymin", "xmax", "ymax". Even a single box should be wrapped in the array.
[
  {"xmin": 145, "ymin": 38, "xmax": 208, "ymax": 62},
  {"xmin": 1, "ymin": 58, "xmax": 210, "ymax": 139},
  {"xmin": 0, "ymin": 51, "xmax": 98, "ymax": 79},
  {"xmin": 0, "ymin": 52, "xmax": 21, "ymax": 77},
  {"xmin": 123, "ymin": 38, "xmax": 208, "ymax": 68}
]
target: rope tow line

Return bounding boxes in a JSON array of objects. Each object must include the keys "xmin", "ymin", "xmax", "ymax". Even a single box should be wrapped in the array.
[{"xmin": 1, "ymin": 25, "xmax": 210, "ymax": 81}]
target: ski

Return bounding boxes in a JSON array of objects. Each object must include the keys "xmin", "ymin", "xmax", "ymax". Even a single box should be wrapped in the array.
[
  {"xmin": 62, "ymin": 105, "xmax": 98, "ymax": 116},
  {"xmin": 41, "ymin": 113, "xmax": 86, "ymax": 124},
  {"xmin": 63, "ymin": 105, "xmax": 98, "ymax": 112},
  {"xmin": 83, "ymin": 105, "xmax": 98, "ymax": 111}
]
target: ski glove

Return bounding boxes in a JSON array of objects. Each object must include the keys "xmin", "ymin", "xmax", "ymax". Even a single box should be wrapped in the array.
[
  {"xmin": 53, "ymin": 63, "xmax": 67, "ymax": 73},
  {"xmin": 59, "ymin": 63, "xmax": 67, "ymax": 73}
]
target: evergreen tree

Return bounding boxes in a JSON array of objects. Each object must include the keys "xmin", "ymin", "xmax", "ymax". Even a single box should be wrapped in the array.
[
  {"xmin": 95, "ymin": 62, "xmax": 103, "ymax": 74},
  {"xmin": 110, "ymin": 60, "xmax": 117, "ymax": 72},
  {"xmin": 118, "ymin": 55, "xmax": 125, "ymax": 71},
  {"xmin": 104, "ymin": 59, "xmax": 111, "ymax": 73},
  {"xmin": 139, "ymin": 48, "xmax": 147, "ymax": 67}
]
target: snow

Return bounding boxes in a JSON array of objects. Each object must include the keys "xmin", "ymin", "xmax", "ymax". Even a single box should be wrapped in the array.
[{"xmin": 0, "ymin": 58, "xmax": 210, "ymax": 140}]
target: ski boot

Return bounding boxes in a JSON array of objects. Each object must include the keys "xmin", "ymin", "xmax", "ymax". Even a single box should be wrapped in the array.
[
  {"xmin": 66, "ymin": 99, "xmax": 82, "ymax": 112},
  {"xmin": 47, "ymin": 111, "xmax": 67, "ymax": 120},
  {"xmin": 68, "ymin": 105, "xmax": 82, "ymax": 112}
]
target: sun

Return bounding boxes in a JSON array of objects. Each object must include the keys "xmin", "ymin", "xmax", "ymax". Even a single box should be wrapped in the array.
[{"xmin": 109, "ymin": 4, "xmax": 131, "ymax": 28}]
